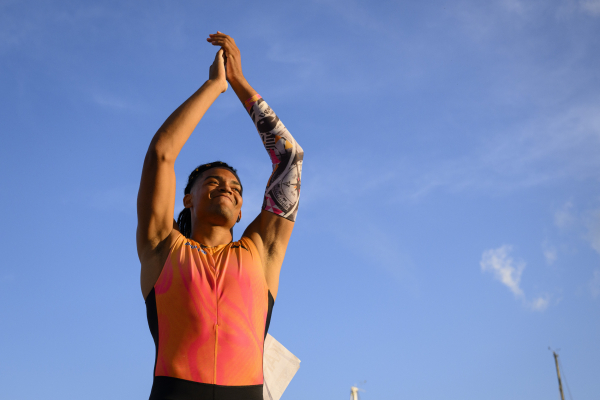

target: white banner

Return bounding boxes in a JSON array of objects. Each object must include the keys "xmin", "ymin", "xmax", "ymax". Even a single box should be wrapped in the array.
[{"xmin": 263, "ymin": 334, "xmax": 301, "ymax": 400}]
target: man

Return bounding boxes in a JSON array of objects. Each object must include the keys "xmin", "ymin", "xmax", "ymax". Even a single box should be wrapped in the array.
[{"xmin": 136, "ymin": 32, "xmax": 303, "ymax": 400}]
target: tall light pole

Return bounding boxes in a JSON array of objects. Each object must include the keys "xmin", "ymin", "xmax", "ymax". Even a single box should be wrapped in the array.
[
  {"xmin": 553, "ymin": 351, "xmax": 565, "ymax": 400},
  {"xmin": 350, "ymin": 386, "xmax": 360, "ymax": 400}
]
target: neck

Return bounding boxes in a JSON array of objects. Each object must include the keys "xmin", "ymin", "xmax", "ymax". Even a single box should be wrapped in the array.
[{"xmin": 190, "ymin": 223, "xmax": 233, "ymax": 247}]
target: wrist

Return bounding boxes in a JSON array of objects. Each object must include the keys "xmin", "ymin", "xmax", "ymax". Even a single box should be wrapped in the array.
[
  {"xmin": 206, "ymin": 78, "xmax": 228, "ymax": 93},
  {"xmin": 227, "ymin": 74, "xmax": 247, "ymax": 88},
  {"xmin": 229, "ymin": 76, "xmax": 256, "ymax": 100}
]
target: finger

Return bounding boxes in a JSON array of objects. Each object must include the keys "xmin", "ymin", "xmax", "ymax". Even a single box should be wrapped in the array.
[
  {"xmin": 210, "ymin": 37, "xmax": 232, "ymax": 47},
  {"xmin": 214, "ymin": 48, "xmax": 224, "ymax": 62},
  {"xmin": 207, "ymin": 34, "xmax": 228, "ymax": 42},
  {"xmin": 210, "ymin": 41, "xmax": 232, "ymax": 52},
  {"xmin": 209, "ymin": 33, "xmax": 232, "ymax": 41},
  {"xmin": 208, "ymin": 37, "xmax": 224, "ymax": 42},
  {"xmin": 208, "ymin": 37, "xmax": 227, "ymax": 45}
]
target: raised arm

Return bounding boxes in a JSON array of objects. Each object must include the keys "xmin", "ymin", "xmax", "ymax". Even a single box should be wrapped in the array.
[
  {"xmin": 207, "ymin": 33, "xmax": 303, "ymax": 299},
  {"xmin": 136, "ymin": 50, "xmax": 228, "ymax": 298}
]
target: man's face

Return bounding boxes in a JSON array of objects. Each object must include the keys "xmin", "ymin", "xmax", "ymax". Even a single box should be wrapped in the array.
[{"xmin": 184, "ymin": 167, "xmax": 243, "ymax": 229}]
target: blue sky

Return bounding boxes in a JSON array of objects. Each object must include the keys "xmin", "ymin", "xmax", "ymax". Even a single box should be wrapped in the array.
[{"xmin": 1, "ymin": 0, "xmax": 599, "ymax": 399}]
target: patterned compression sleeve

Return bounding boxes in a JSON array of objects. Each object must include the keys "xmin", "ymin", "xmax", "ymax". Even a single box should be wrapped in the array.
[{"xmin": 245, "ymin": 94, "xmax": 303, "ymax": 222}]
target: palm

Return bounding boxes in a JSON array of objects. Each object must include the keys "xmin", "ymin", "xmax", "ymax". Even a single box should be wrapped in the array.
[
  {"xmin": 207, "ymin": 32, "xmax": 243, "ymax": 84},
  {"xmin": 209, "ymin": 49, "xmax": 228, "ymax": 92}
]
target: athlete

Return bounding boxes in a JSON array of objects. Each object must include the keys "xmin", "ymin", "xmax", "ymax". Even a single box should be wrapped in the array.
[{"xmin": 136, "ymin": 32, "xmax": 303, "ymax": 400}]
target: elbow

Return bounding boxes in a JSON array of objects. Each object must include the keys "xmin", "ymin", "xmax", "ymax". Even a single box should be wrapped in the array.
[
  {"xmin": 295, "ymin": 141, "xmax": 304, "ymax": 158},
  {"xmin": 147, "ymin": 137, "xmax": 177, "ymax": 164}
]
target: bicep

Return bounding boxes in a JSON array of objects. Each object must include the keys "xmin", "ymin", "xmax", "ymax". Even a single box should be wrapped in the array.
[
  {"xmin": 136, "ymin": 149, "xmax": 177, "ymax": 258},
  {"xmin": 244, "ymin": 210, "xmax": 294, "ymax": 298}
]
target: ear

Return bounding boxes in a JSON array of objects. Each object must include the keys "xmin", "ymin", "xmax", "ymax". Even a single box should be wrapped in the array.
[
  {"xmin": 236, "ymin": 210, "xmax": 242, "ymax": 223},
  {"xmin": 183, "ymin": 193, "xmax": 193, "ymax": 208}
]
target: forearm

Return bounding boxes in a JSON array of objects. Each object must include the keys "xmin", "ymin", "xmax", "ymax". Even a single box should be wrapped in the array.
[
  {"xmin": 229, "ymin": 76, "xmax": 257, "ymax": 108},
  {"xmin": 245, "ymin": 92, "xmax": 303, "ymax": 222},
  {"xmin": 207, "ymin": 31, "xmax": 303, "ymax": 219},
  {"xmin": 149, "ymin": 79, "xmax": 224, "ymax": 162}
]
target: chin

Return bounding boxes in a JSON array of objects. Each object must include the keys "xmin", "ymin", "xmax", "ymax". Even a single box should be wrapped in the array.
[{"xmin": 206, "ymin": 205, "xmax": 235, "ymax": 225}]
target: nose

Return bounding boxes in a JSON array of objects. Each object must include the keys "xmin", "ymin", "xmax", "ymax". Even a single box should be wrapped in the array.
[{"xmin": 218, "ymin": 182, "xmax": 233, "ymax": 195}]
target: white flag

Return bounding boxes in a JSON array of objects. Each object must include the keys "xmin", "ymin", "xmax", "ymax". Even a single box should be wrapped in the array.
[{"xmin": 263, "ymin": 334, "xmax": 301, "ymax": 400}]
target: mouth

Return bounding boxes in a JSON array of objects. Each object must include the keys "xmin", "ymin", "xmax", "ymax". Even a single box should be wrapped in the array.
[{"xmin": 212, "ymin": 194, "xmax": 235, "ymax": 205}]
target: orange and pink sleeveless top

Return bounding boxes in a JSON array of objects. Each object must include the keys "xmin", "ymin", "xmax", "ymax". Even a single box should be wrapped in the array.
[{"xmin": 145, "ymin": 233, "xmax": 274, "ymax": 400}]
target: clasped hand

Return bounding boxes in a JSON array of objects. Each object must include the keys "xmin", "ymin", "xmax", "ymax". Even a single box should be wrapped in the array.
[{"xmin": 207, "ymin": 32, "xmax": 245, "ymax": 92}]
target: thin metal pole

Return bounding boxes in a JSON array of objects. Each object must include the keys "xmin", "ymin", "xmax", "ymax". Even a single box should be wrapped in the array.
[{"xmin": 553, "ymin": 352, "xmax": 565, "ymax": 400}]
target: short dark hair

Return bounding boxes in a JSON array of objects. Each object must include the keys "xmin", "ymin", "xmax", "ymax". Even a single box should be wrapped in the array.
[{"xmin": 176, "ymin": 161, "xmax": 243, "ymax": 238}]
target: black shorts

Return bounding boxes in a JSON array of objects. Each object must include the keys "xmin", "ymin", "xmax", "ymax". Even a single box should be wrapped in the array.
[{"xmin": 149, "ymin": 376, "xmax": 263, "ymax": 400}]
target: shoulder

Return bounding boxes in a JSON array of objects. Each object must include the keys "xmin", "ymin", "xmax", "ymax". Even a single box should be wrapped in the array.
[
  {"xmin": 237, "ymin": 236, "xmax": 263, "ymax": 264},
  {"xmin": 140, "ymin": 229, "xmax": 185, "ymax": 299}
]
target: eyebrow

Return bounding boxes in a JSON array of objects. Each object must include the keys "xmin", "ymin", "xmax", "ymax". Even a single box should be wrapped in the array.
[{"xmin": 204, "ymin": 175, "xmax": 241, "ymax": 187}]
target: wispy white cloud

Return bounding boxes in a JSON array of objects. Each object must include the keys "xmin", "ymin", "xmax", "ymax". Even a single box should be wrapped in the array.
[
  {"xmin": 480, "ymin": 245, "xmax": 549, "ymax": 311},
  {"xmin": 306, "ymin": 103, "xmax": 596, "ymax": 203},
  {"xmin": 244, "ymin": 2, "xmax": 600, "ymax": 226},
  {"xmin": 396, "ymin": 0, "xmax": 600, "ymax": 195},
  {"xmin": 530, "ymin": 295, "xmax": 550, "ymax": 311},
  {"xmin": 580, "ymin": 0, "xmax": 600, "ymax": 16},
  {"xmin": 404, "ymin": 98, "xmax": 600, "ymax": 199},
  {"xmin": 481, "ymin": 245, "xmax": 525, "ymax": 297},
  {"xmin": 297, "ymin": 97, "xmax": 600, "ymax": 206}
]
